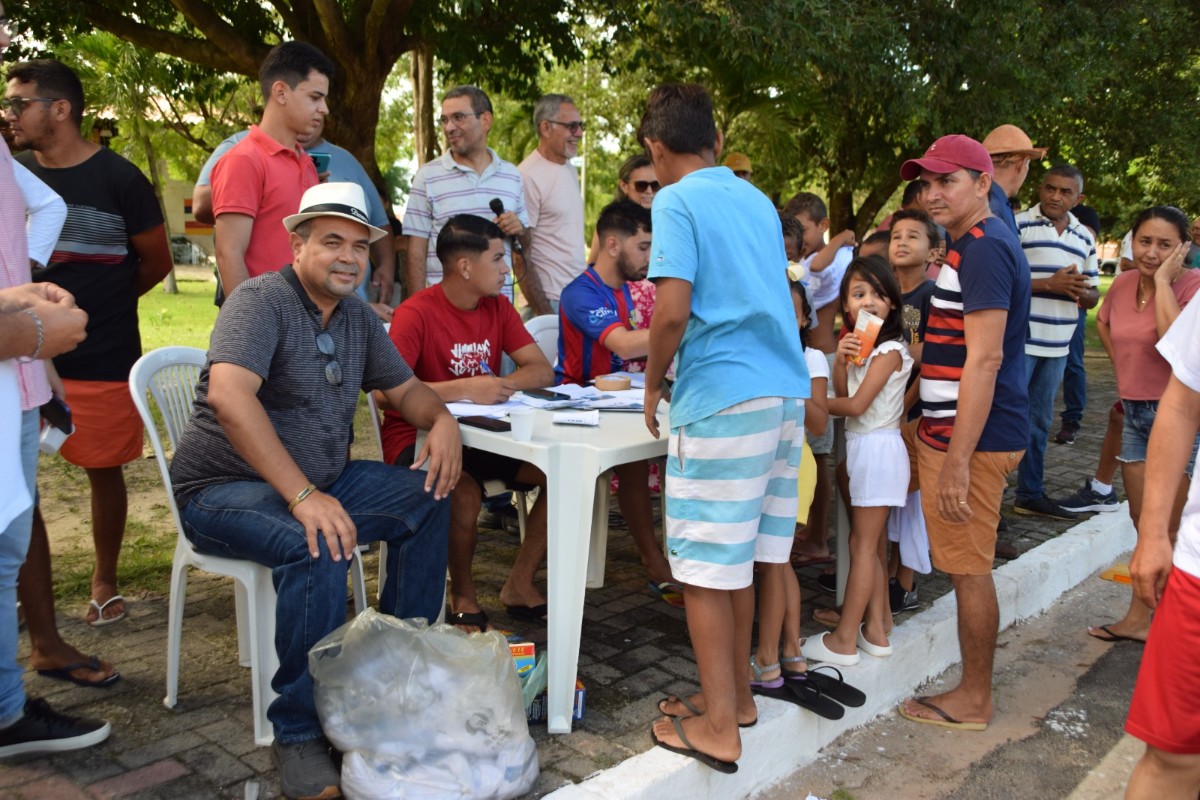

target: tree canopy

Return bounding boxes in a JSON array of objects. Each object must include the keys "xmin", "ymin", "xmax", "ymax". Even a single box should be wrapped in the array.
[{"xmin": 10, "ymin": 0, "xmax": 1199, "ymax": 236}]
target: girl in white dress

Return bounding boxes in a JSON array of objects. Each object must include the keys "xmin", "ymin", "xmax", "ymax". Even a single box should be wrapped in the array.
[{"xmin": 802, "ymin": 256, "xmax": 912, "ymax": 668}]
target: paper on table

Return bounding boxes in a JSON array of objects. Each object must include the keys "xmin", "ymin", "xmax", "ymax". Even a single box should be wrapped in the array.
[
  {"xmin": 582, "ymin": 388, "xmax": 644, "ymax": 410},
  {"xmin": 444, "ymin": 399, "xmax": 524, "ymax": 419},
  {"xmin": 515, "ymin": 384, "xmax": 599, "ymax": 409}
]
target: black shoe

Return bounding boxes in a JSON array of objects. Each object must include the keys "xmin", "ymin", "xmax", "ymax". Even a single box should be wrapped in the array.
[
  {"xmin": 889, "ymin": 578, "xmax": 918, "ymax": 614},
  {"xmin": 1013, "ymin": 495, "xmax": 1079, "ymax": 521},
  {"xmin": 477, "ymin": 504, "xmax": 521, "ymax": 535},
  {"xmin": 1055, "ymin": 421, "xmax": 1079, "ymax": 445},
  {"xmin": 816, "ymin": 573, "xmax": 837, "ymax": 594},
  {"xmin": 272, "ymin": 737, "xmax": 341, "ymax": 800},
  {"xmin": 0, "ymin": 697, "xmax": 111, "ymax": 758},
  {"xmin": 1056, "ymin": 480, "xmax": 1120, "ymax": 513},
  {"xmin": 994, "ymin": 540, "xmax": 1020, "ymax": 560}
]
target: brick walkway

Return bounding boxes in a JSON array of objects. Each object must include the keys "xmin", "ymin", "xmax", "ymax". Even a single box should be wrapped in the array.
[{"xmin": 1, "ymin": 354, "xmax": 1123, "ymax": 799}]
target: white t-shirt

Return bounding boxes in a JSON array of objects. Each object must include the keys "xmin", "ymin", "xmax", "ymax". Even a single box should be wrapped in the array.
[
  {"xmin": 804, "ymin": 245, "xmax": 854, "ymax": 312},
  {"xmin": 804, "ymin": 346, "xmax": 832, "ymax": 398},
  {"xmin": 518, "ymin": 149, "xmax": 586, "ymax": 302},
  {"xmin": 1157, "ymin": 299, "xmax": 1200, "ymax": 578},
  {"xmin": 845, "ymin": 339, "xmax": 913, "ymax": 434},
  {"xmin": 0, "ymin": 360, "xmax": 31, "ymax": 532}
]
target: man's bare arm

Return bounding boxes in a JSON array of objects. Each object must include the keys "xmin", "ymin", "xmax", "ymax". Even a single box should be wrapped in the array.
[
  {"xmin": 192, "ymin": 185, "xmax": 215, "ymax": 225},
  {"xmin": 132, "ymin": 225, "xmax": 174, "ymax": 296},
  {"xmin": 214, "ymin": 213, "xmax": 255, "ymax": 297},
  {"xmin": 517, "ymin": 252, "xmax": 552, "ymax": 316},
  {"xmin": 404, "ymin": 235, "xmax": 429, "ymax": 301}
]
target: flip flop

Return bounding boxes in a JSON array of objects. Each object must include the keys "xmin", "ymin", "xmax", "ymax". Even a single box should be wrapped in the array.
[
  {"xmin": 36, "ymin": 656, "xmax": 120, "ymax": 688},
  {"xmin": 751, "ymin": 676, "xmax": 845, "ymax": 720},
  {"xmin": 657, "ymin": 695, "xmax": 757, "ymax": 728},
  {"xmin": 446, "ymin": 609, "xmax": 491, "ymax": 632},
  {"xmin": 646, "ymin": 581, "xmax": 685, "ymax": 608},
  {"xmin": 782, "ymin": 664, "xmax": 867, "ymax": 708},
  {"xmin": 897, "ymin": 696, "xmax": 988, "ymax": 731},
  {"xmin": 1087, "ymin": 624, "xmax": 1146, "ymax": 644},
  {"xmin": 87, "ymin": 595, "xmax": 126, "ymax": 627},
  {"xmin": 790, "ymin": 554, "xmax": 834, "ymax": 569},
  {"xmin": 650, "ymin": 716, "xmax": 738, "ymax": 774},
  {"xmin": 504, "ymin": 603, "xmax": 548, "ymax": 622}
]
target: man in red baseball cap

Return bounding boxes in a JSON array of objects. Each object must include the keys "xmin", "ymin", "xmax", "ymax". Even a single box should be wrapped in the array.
[{"xmin": 894, "ymin": 135, "xmax": 1031, "ymax": 733}]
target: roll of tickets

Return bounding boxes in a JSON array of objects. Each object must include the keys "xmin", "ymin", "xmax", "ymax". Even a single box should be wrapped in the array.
[{"xmin": 594, "ymin": 374, "xmax": 632, "ymax": 391}]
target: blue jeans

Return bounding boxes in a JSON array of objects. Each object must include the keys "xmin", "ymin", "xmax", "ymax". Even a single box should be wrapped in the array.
[
  {"xmin": 1061, "ymin": 307, "xmax": 1087, "ymax": 426},
  {"xmin": 1017, "ymin": 353, "xmax": 1068, "ymax": 501},
  {"xmin": 0, "ymin": 410, "xmax": 38, "ymax": 726},
  {"xmin": 180, "ymin": 460, "xmax": 450, "ymax": 744}
]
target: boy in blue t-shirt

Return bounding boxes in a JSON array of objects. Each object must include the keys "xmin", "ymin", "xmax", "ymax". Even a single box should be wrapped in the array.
[{"xmin": 640, "ymin": 83, "xmax": 808, "ymax": 774}]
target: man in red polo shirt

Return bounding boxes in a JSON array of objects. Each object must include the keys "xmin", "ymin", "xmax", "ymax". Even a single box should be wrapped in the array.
[{"xmin": 211, "ymin": 42, "xmax": 332, "ymax": 296}]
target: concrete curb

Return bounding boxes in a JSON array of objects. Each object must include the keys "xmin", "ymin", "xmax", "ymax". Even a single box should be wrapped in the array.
[{"xmin": 545, "ymin": 507, "xmax": 1135, "ymax": 799}]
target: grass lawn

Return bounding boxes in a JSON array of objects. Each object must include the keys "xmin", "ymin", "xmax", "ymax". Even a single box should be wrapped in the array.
[{"xmin": 138, "ymin": 276, "xmax": 219, "ymax": 351}]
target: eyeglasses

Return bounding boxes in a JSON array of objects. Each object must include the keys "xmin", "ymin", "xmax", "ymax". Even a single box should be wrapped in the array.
[
  {"xmin": 0, "ymin": 97, "xmax": 58, "ymax": 116},
  {"xmin": 315, "ymin": 332, "xmax": 342, "ymax": 387},
  {"xmin": 547, "ymin": 119, "xmax": 586, "ymax": 133},
  {"xmin": 438, "ymin": 111, "xmax": 479, "ymax": 127},
  {"xmin": 633, "ymin": 180, "xmax": 660, "ymax": 194}
]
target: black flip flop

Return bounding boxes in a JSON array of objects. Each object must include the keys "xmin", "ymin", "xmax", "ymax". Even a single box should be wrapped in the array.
[
  {"xmin": 446, "ymin": 609, "xmax": 490, "ymax": 631},
  {"xmin": 36, "ymin": 656, "xmax": 120, "ymax": 688},
  {"xmin": 1087, "ymin": 624, "xmax": 1146, "ymax": 644},
  {"xmin": 782, "ymin": 664, "xmax": 866, "ymax": 708},
  {"xmin": 505, "ymin": 603, "xmax": 548, "ymax": 622},
  {"xmin": 752, "ymin": 678, "xmax": 844, "ymax": 720},
  {"xmin": 650, "ymin": 716, "xmax": 738, "ymax": 774}
]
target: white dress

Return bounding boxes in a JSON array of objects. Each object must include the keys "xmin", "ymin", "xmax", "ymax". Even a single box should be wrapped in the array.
[{"xmin": 844, "ymin": 339, "xmax": 912, "ymax": 507}]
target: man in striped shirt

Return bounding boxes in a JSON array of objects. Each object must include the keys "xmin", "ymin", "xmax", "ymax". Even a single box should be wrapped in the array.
[
  {"xmin": 896, "ymin": 135, "xmax": 1029, "ymax": 733},
  {"xmin": 403, "ymin": 85, "xmax": 540, "ymax": 304},
  {"xmin": 1013, "ymin": 166, "xmax": 1099, "ymax": 520}
]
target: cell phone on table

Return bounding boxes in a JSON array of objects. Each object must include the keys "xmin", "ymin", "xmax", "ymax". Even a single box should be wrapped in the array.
[
  {"xmin": 40, "ymin": 395, "xmax": 72, "ymax": 433},
  {"xmin": 310, "ymin": 152, "xmax": 331, "ymax": 174},
  {"xmin": 524, "ymin": 388, "xmax": 571, "ymax": 401},
  {"xmin": 458, "ymin": 415, "xmax": 511, "ymax": 432}
]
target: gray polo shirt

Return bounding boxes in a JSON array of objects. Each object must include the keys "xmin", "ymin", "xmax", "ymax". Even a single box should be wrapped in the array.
[{"xmin": 170, "ymin": 266, "xmax": 412, "ymax": 505}]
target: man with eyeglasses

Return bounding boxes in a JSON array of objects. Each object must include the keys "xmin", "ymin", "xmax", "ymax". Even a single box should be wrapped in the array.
[
  {"xmin": 518, "ymin": 93, "xmax": 587, "ymax": 317},
  {"xmin": 169, "ymin": 182, "xmax": 459, "ymax": 800},
  {"xmin": 6, "ymin": 58, "xmax": 172, "ymax": 631},
  {"xmin": 404, "ymin": 85, "xmax": 539, "ymax": 306}
]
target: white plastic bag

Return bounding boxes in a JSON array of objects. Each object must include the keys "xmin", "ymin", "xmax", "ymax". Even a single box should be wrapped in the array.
[{"xmin": 309, "ymin": 609, "xmax": 538, "ymax": 800}]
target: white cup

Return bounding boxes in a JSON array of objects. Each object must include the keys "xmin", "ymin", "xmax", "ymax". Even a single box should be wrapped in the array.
[
  {"xmin": 39, "ymin": 423, "xmax": 71, "ymax": 455},
  {"xmin": 509, "ymin": 408, "xmax": 535, "ymax": 442}
]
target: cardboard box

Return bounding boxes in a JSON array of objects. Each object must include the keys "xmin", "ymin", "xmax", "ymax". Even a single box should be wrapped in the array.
[
  {"xmin": 527, "ymin": 679, "xmax": 585, "ymax": 724},
  {"xmin": 509, "ymin": 642, "xmax": 536, "ymax": 676}
]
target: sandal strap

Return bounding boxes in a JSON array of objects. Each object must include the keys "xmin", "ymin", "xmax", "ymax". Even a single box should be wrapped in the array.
[
  {"xmin": 749, "ymin": 656, "xmax": 780, "ymax": 680},
  {"xmin": 779, "ymin": 655, "xmax": 805, "ymax": 665}
]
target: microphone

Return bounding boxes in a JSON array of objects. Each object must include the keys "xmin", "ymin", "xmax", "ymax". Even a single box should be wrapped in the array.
[{"xmin": 489, "ymin": 198, "xmax": 524, "ymax": 255}]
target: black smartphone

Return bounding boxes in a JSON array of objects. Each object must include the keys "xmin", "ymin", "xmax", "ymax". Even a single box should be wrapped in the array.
[
  {"xmin": 40, "ymin": 395, "xmax": 72, "ymax": 433},
  {"xmin": 524, "ymin": 388, "xmax": 571, "ymax": 401},
  {"xmin": 458, "ymin": 415, "xmax": 511, "ymax": 432}
]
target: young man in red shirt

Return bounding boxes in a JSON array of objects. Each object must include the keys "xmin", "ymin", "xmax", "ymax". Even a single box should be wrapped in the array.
[{"xmin": 380, "ymin": 215, "xmax": 554, "ymax": 630}]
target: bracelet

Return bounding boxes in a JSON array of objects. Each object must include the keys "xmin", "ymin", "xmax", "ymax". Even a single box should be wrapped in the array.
[
  {"xmin": 287, "ymin": 483, "xmax": 317, "ymax": 512},
  {"xmin": 18, "ymin": 308, "xmax": 43, "ymax": 362}
]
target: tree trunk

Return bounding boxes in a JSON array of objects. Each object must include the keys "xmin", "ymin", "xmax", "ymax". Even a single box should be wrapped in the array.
[
  {"xmin": 827, "ymin": 189, "xmax": 857, "ymax": 237},
  {"xmin": 137, "ymin": 120, "xmax": 177, "ymax": 294},
  {"xmin": 322, "ymin": 63, "xmax": 390, "ymax": 212},
  {"xmin": 410, "ymin": 44, "xmax": 437, "ymax": 167}
]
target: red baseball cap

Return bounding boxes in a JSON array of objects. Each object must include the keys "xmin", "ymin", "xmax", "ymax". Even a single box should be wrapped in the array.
[{"xmin": 900, "ymin": 135, "xmax": 994, "ymax": 181}]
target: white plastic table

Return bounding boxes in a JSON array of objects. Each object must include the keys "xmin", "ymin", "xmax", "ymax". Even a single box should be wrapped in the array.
[{"xmin": 456, "ymin": 407, "xmax": 669, "ymax": 733}]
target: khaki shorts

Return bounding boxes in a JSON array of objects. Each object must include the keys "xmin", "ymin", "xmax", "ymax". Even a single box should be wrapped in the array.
[{"xmin": 902, "ymin": 420, "xmax": 1022, "ymax": 576}]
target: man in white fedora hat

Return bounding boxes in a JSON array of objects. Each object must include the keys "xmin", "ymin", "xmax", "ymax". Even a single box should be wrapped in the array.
[{"xmin": 169, "ymin": 182, "xmax": 462, "ymax": 800}]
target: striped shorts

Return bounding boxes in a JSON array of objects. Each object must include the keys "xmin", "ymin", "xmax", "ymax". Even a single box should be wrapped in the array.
[{"xmin": 664, "ymin": 396, "xmax": 803, "ymax": 590}]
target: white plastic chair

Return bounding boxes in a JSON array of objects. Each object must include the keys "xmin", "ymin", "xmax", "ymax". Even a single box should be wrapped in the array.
[
  {"xmin": 130, "ymin": 346, "xmax": 366, "ymax": 747},
  {"xmin": 524, "ymin": 314, "xmax": 559, "ymax": 367}
]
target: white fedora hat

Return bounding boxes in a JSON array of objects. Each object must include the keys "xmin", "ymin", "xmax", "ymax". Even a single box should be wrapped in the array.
[{"xmin": 282, "ymin": 182, "xmax": 389, "ymax": 243}]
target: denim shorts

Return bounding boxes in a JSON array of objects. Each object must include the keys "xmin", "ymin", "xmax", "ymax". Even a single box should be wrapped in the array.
[{"xmin": 1120, "ymin": 399, "xmax": 1200, "ymax": 477}]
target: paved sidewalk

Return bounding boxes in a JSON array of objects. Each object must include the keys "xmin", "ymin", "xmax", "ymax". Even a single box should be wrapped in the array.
[{"xmin": 1, "ymin": 355, "xmax": 1125, "ymax": 799}]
